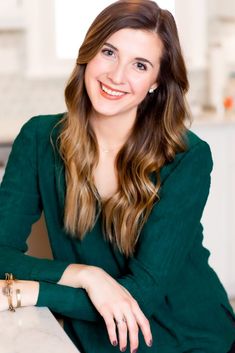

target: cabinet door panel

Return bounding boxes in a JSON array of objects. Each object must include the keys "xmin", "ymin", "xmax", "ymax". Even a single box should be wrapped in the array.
[
  {"xmin": 192, "ymin": 124, "xmax": 234, "ymax": 297},
  {"xmin": 175, "ymin": 0, "xmax": 207, "ymax": 70}
]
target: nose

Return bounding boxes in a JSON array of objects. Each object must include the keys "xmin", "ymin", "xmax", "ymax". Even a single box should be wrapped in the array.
[{"xmin": 107, "ymin": 62, "xmax": 126, "ymax": 85}]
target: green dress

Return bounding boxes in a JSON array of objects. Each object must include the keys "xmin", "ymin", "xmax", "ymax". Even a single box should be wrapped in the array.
[{"xmin": 0, "ymin": 113, "xmax": 234, "ymax": 353}]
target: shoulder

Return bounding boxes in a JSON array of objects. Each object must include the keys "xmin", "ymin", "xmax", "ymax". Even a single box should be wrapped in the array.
[
  {"xmin": 19, "ymin": 112, "xmax": 65, "ymax": 139},
  {"xmin": 14, "ymin": 112, "xmax": 66, "ymax": 154},
  {"xmin": 183, "ymin": 128, "xmax": 212, "ymax": 164},
  {"xmin": 11, "ymin": 113, "xmax": 66, "ymax": 164},
  {"xmin": 9, "ymin": 113, "xmax": 66, "ymax": 170},
  {"xmin": 160, "ymin": 129, "xmax": 213, "ymax": 183},
  {"xmin": 184, "ymin": 128, "xmax": 206, "ymax": 150},
  {"xmin": 177, "ymin": 128, "xmax": 212, "ymax": 163}
]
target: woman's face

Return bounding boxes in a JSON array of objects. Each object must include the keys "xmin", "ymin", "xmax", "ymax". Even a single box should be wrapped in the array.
[{"xmin": 84, "ymin": 28, "xmax": 163, "ymax": 120}]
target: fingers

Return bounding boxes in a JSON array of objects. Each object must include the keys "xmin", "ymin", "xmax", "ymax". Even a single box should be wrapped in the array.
[
  {"xmin": 100, "ymin": 296, "xmax": 152, "ymax": 352},
  {"xmin": 131, "ymin": 300, "xmax": 153, "ymax": 348},
  {"xmin": 102, "ymin": 304, "xmax": 151, "ymax": 353},
  {"xmin": 102, "ymin": 309, "xmax": 137, "ymax": 352},
  {"xmin": 118, "ymin": 312, "xmax": 139, "ymax": 353},
  {"xmin": 115, "ymin": 315, "xmax": 129, "ymax": 352},
  {"xmin": 102, "ymin": 313, "xmax": 119, "ymax": 348},
  {"xmin": 119, "ymin": 286, "xmax": 152, "ymax": 350}
]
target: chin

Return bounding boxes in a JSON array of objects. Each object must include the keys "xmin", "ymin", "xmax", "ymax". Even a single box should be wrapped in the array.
[
  {"xmin": 90, "ymin": 100, "xmax": 121, "ymax": 117},
  {"xmin": 93, "ymin": 108, "xmax": 120, "ymax": 118}
]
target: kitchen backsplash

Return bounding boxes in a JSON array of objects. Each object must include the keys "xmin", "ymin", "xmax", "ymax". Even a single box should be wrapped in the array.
[
  {"xmin": 0, "ymin": 29, "xmax": 67, "ymax": 140},
  {"xmin": 0, "ymin": 73, "xmax": 67, "ymax": 130}
]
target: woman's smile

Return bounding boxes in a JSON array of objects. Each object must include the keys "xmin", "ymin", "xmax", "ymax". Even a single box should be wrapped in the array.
[{"xmin": 99, "ymin": 81, "xmax": 128, "ymax": 100}]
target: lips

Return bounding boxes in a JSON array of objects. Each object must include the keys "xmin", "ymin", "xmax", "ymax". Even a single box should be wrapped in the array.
[{"xmin": 99, "ymin": 82, "xmax": 128, "ymax": 99}]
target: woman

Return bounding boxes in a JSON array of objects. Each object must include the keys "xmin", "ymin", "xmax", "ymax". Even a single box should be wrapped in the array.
[{"xmin": 0, "ymin": 1, "xmax": 235, "ymax": 352}]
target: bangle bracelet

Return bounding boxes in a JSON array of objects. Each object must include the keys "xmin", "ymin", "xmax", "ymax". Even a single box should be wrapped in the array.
[
  {"xmin": 2, "ymin": 273, "xmax": 16, "ymax": 312},
  {"xmin": 15, "ymin": 289, "xmax": 21, "ymax": 308}
]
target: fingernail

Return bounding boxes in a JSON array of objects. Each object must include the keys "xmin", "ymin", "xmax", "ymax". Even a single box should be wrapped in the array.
[
  {"xmin": 132, "ymin": 349, "xmax": 137, "ymax": 353},
  {"xmin": 148, "ymin": 339, "xmax": 153, "ymax": 347},
  {"xmin": 112, "ymin": 340, "xmax": 117, "ymax": 346},
  {"xmin": 121, "ymin": 346, "xmax": 127, "ymax": 352}
]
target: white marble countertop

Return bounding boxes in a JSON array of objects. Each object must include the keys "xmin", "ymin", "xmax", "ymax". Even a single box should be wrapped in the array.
[
  {"xmin": 192, "ymin": 112, "xmax": 235, "ymax": 127},
  {"xmin": 0, "ymin": 306, "xmax": 80, "ymax": 353}
]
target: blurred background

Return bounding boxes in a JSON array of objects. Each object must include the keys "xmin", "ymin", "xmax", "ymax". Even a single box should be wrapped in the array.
[{"xmin": 0, "ymin": 0, "xmax": 234, "ymax": 304}]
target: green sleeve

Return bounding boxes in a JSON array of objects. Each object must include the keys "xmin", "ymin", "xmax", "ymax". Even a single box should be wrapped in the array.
[
  {"xmin": 37, "ymin": 140, "xmax": 213, "ymax": 322},
  {"xmin": 0, "ymin": 117, "xmax": 71, "ymax": 282},
  {"xmin": 37, "ymin": 282, "xmax": 100, "ymax": 321}
]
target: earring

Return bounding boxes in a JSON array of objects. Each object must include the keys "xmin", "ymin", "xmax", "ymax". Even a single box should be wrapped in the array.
[{"xmin": 148, "ymin": 88, "xmax": 155, "ymax": 93}]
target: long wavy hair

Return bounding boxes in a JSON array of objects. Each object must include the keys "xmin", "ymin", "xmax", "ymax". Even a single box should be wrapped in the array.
[{"xmin": 55, "ymin": 0, "xmax": 191, "ymax": 257}]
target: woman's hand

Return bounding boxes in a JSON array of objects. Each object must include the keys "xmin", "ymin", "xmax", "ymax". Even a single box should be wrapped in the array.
[
  {"xmin": 0, "ymin": 279, "xmax": 39, "ymax": 312},
  {"xmin": 80, "ymin": 266, "xmax": 153, "ymax": 353}
]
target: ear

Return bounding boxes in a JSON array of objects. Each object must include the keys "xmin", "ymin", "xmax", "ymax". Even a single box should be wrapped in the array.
[
  {"xmin": 150, "ymin": 82, "xmax": 158, "ymax": 91},
  {"xmin": 148, "ymin": 82, "xmax": 158, "ymax": 94}
]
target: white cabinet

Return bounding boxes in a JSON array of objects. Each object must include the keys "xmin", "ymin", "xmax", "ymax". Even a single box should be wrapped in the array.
[
  {"xmin": 0, "ymin": 0, "xmax": 25, "ymax": 30},
  {"xmin": 208, "ymin": 0, "xmax": 235, "ymax": 18},
  {"xmin": 192, "ymin": 121, "xmax": 235, "ymax": 297},
  {"xmin": 23, "ymin": 0, "xmax": 73, "ymax": 78},
  {"xmin": 175, "ymin": 0, "xmax": 207, "ymax": 71}
]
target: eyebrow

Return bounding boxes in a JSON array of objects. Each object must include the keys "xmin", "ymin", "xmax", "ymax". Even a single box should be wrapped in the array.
[{"xmin": 103, "ymin": 42, "xmax": 154, "ymax": 67}]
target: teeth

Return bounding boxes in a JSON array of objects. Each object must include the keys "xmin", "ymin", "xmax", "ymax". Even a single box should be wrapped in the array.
[{"xmin": 101, "ymin": 84, "xmax": 125, "ymax": 96}]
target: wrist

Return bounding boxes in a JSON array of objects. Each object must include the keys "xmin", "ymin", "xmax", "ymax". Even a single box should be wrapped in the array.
[
  {"xmin": 0, "ymin": 279, "xmax": 39, "ymax": 311},
  {"xmin": 57, "ymin": 263, "xmax": 93, "ymax": 288},
  {"xmin": 0, "ymin": 280, "xmax": 9, "ymax": 311},
  {"xmin": 13, "ymin": 280, "xmax": 39, "ymax": 307},
  {"xmin": 78, "ymin": 266, "xmax": 104, "ymax": 292},
  {"xmin": 76, "ymin": 265, "xmax": 97, "ymax": 291}
]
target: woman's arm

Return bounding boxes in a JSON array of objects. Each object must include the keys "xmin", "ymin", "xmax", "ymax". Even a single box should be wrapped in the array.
[
  {"xmin": 0, "ymin": 267, "xmax": 152, "ymax": 353},
  {"xmin": 58, "ymin": 264, "xmax": 152, "ymax": 352},
  {"xmin": 0, "ymin": 279, "xmax": 39, "ymax": 311},
  {"xmin": 0, "ymin": 117, "xmax": 74, "ymax": 283}
]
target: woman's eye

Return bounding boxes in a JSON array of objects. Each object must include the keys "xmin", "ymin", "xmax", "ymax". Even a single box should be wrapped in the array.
[
  {"xmin": 135, "ymin": 62, "xmax": 147, "ymax": 71},
  {"xmin": 101, "ymin": 49, "xmax": 114, "ymax": 57}
]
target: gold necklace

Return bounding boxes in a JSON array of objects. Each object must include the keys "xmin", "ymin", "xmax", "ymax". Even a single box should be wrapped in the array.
[
  {"xmin": 99, "ymin": 144, "xmax": 123, "ymax": 153},
  {"xmin": 100, "ymin": 147, "xmax": 116, "ymax": 153}
]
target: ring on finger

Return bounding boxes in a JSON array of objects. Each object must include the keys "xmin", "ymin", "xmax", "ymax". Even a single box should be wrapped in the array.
[{"xmin": 115, "ymin": 315, "xmax": 127, "ymax": 325}]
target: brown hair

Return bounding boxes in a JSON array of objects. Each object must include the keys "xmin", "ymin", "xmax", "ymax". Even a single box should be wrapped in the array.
[{"xmin": 56, "ymin": 0, "xmax": 191, "ymax": 257}]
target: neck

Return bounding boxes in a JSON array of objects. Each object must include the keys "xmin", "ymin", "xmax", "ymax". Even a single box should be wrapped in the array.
[{"xmin": 89, "ymin": 111, "xmax": 136, "ymax": 150}]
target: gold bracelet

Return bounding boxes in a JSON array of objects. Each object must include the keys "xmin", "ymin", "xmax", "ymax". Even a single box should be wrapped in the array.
[
  {"xmin": 15, "ymin": 289, "xmax": 21, "ymax": 308},
  {"xmin": 2, "ymin": 273, "xmax": 16, "ymax": 312}
]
